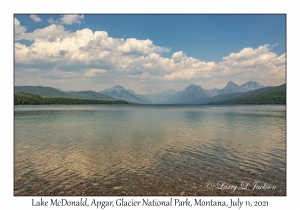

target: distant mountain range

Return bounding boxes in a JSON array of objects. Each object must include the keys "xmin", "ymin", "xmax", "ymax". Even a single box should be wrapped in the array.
[
  {"xmin": 208, "ymin": 83, "xmax": 286, "ymax": 105},
  {"xmin": 165, "ymin": 81, "xmax": 265, "ymax": 104},
  {"xmin": 15, "ymin": 86, "xmax": 72, "ymax": 98},
  {"xmin": 14, "ymin": 81, "xmax": 286, "ymax": 105},
  {"xmin": 15, "ymin": 86, "xmax": 117, "ymax": 101},
  {"xmin": 219, "ymin": 81, "xmax": 265, "ymax": 95},
  {"xmin": 100, "ymin": 85, "xmax": 151, "ymax": 104}
]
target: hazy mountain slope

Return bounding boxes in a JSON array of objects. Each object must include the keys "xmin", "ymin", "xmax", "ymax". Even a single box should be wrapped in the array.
[
  {"xmin": 15, "ymin": 86, "xmax": 74, "ymax": 98},
  {"xmin": 165, "ymin": 84, "xmax": 210, "ymax": 104},
  {"xmin": 151, "ymin": 89, "xmax": 176, "ymax": 104},
  {"xmin": 145, "ymin": 93, "xmax": 160, "ymax": 101},
  {"xmin": 191, "ymin": 91, "xmax": 246, "ymax": 104},
  {"xmin": 55, "ymin": 88, "xmax": 64, "ymax": 92},
  {"xmin": 206, "ymin": 88, "xmax": 220, "ymax": 97},
  {"xmin": 137, "ymin": 95, "xmax": 152, "ymax": 104},
  {"xmin": 100, "ymin": 85, "xmax": 151, "ymax": 103}
]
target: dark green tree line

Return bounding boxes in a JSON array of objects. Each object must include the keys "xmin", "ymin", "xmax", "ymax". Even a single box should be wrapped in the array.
[{"xmin": 14, "ymin": 92, "xmax": 129, "ymax": 105}]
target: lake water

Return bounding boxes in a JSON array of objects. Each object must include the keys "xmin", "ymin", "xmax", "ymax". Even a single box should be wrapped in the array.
[{"xmin": 14, "ymin": 105, "xmax": 286, "ymax": 196}]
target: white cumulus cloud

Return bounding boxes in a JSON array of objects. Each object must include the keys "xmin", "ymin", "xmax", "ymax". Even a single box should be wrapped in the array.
[
  {"xmin": 14, "ymin": 18, "xmax": 26, "ymax": 35},
  {"xmin": 15, "ymin": 24, "xmax": 69, "ymax": 41},
  {"xmin": 30, "ymin": 14, "xmax": 42, "ymax": 22},
  {"xmin": 48, "ymin": 15, "xmax": 84, "ymax": 25},
  {"xmin": 61, "ymin": 14, "xmax": 84, "ymax": 25}
]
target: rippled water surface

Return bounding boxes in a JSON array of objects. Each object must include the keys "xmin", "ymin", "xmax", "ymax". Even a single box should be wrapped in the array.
[{"xmin": 14, "ymin": 105, "xmax": 286, "ymax": 196}]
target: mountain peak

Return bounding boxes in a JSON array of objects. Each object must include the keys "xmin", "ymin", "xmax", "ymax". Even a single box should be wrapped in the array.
[
  {"xmin": 187, "ymin": 84, "xmax": 202, "ymax": 88},
  {"xmin": 241, "ymin": 81, "xmax": 264, "ymax": 90},
  {"xmin": 166, "ymin": 84, "xmax": 210, "ymax": 104},
  {"xmin": 245, "ymin": 81, "xmax": 256, "ymax": 84},
  {"xmin": 224, "ymin": 81, "xmax": 238, "ymax": 89},
  {"xmin": 227, "ymin": 81, "xmax": 237, "ymax": 85},
  {"xmin": 113, "ymin": 84, "xmax": 124, "ymax": 88},
  {"xmin": 100, "ymin": 85, "xmax": 150, "ymax": 104}
]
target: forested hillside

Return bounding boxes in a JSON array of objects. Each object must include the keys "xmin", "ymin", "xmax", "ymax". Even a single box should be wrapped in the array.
[{"xmin": 14, "ymin": 92, "xmax": 129, "ymax": 105}]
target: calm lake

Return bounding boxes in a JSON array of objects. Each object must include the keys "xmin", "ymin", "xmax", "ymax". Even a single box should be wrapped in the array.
[{"xmin": 14, "ymin": 105, "xmax": 286, "ymax": 196}]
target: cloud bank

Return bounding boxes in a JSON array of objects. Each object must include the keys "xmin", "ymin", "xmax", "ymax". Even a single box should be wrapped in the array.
[{"xmin": 14, "ymin": 17, "xmax": 286, "ymax": 93}]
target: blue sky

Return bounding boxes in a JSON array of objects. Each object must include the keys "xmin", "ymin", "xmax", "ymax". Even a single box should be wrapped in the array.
[{"xmin": 14, "ymin": 14, "xmax": 286, "ymax": 94}]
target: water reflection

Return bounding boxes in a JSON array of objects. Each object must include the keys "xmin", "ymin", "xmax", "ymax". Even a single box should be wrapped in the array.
[{"xmin": 14, "ymin": 105, "xmax": 286, "ymax": 196}]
